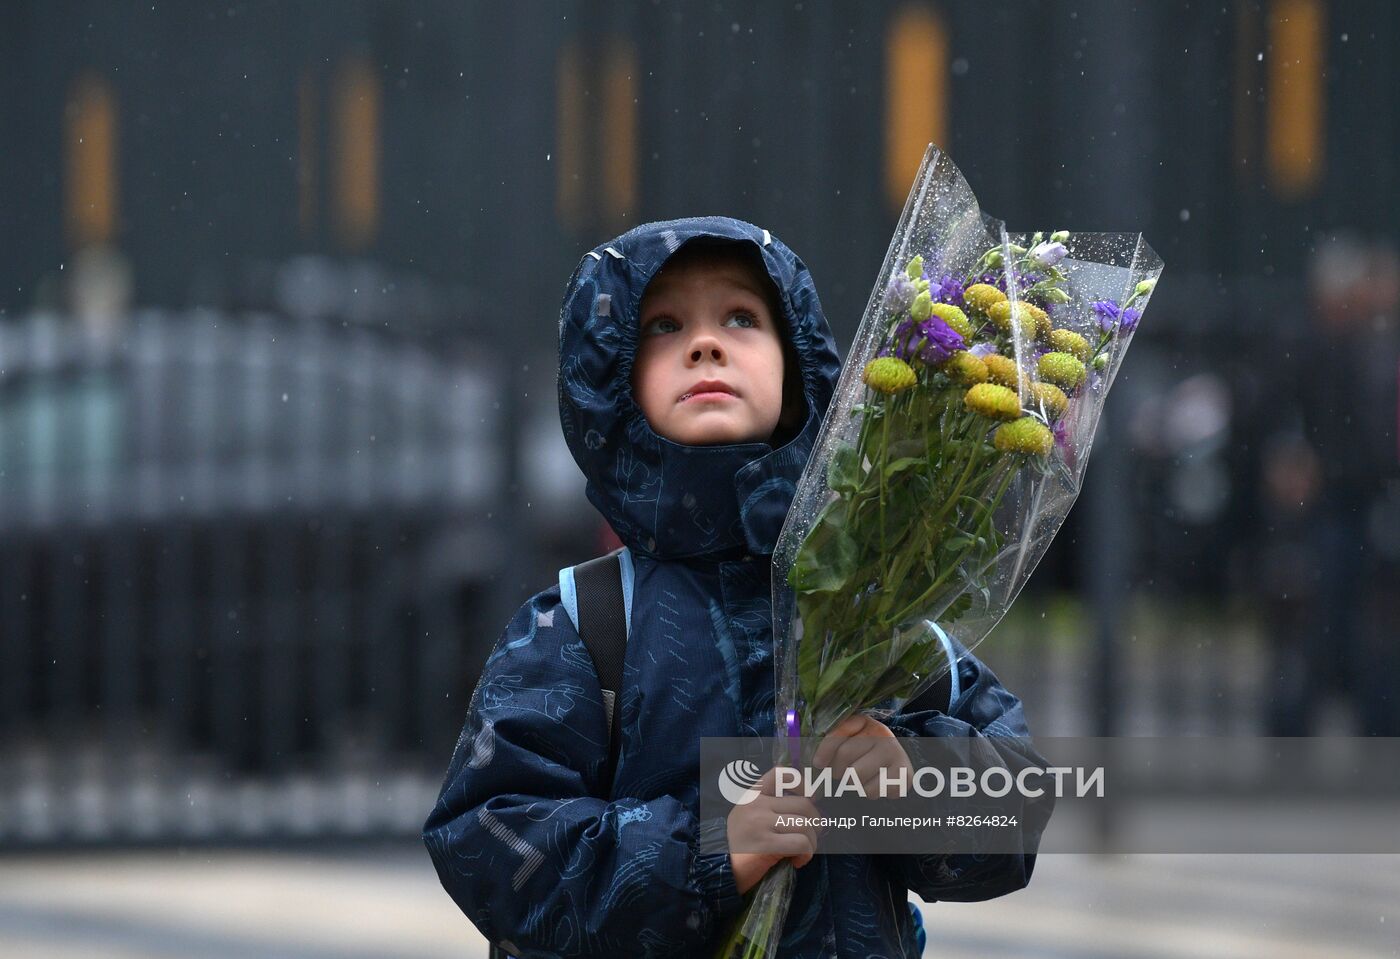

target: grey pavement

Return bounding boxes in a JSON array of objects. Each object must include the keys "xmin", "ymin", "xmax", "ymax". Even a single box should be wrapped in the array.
[{"xmin": 1, "ymin": 842, "xmax": 1397, "ymax": 958}]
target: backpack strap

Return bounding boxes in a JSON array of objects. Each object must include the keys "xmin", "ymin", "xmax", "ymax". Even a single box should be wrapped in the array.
[
  {"xmin": 901, "ymin": 622, "xmax": 962, "ymax": 714},
  {"xmin": 558, "ymin": 546, "xmax": 632, "ymax": 795}
]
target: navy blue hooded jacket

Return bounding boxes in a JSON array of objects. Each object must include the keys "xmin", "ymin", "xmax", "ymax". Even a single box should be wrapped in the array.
[{"xmin": 424, "ymin": 217, "xmax": 1047, "ymax": 958}]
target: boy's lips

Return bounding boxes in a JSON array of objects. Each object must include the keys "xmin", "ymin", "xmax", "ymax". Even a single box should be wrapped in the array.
[{"xmin": 678, "ymin": 380, "xmax": 738, "ymax": 403}]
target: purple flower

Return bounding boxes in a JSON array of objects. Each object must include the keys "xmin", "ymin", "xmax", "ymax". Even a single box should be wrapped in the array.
[
  {"xmin": 1091, "ymin": 301, "xmax": 1117, "ymax": 331},
  {"xmin": 1052, "ymin": 418, "xmax": 1072, "ymax": 451},
  {"xmin": 1092, "ymin": 299, "xmax": 1143, "ymax": 334},
  {"xmin": 971, "ymin": 270, "xmax": 1045, "ymax": 293},
  {"xmin": 1030, "ymin": 241, "xmax": 1068, "ymax": 270},
  {"xmin": 968, "ymin": 342, "xmax": 998, "ymax": 359},
  {"xmin": 890, "ymin": 315, "xmax": 965, "ymax": 365},
  {"xmin": 886, "ymin": 272, "xmax": 917, "ymax": 313},
  {"xmin": 930, "ymin": 274, "xmax": 965, "ymax": 306}
]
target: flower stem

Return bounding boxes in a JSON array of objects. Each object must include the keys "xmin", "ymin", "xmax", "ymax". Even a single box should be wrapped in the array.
[
  {"xmin": 878, "ymin": 398, "xmax": 891, "ymax": 551},
  {"xmin": 885, "ymin": 452, "xmax": 1015, "ymax": 626}
]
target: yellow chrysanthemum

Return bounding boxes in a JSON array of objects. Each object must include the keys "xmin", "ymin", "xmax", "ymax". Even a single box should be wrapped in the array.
[
  {"xmin": 1047, "ymin": 328, "xmax": 1090, "ymax": 361},
  {"xmin": 994, "ymin": 416, "xmax": 1054, "ymax": 456},
  {"xmin": 1025, "ymin": 303, "xmax": 1052, "ymax": 338},
  {"xmin": 863, "ymin": 356, "xmax": 918, "ymax": 394},
  {"xmin": 964, "ymin": 382, "xmax": 1022, "ymax": 421},
  {"xmin": 987, "ymin": 301, "xmax": 1038, "ymax": 339},
  {"xmin": 1037, "ymin": 351, "xmax": 1088, "ymax": 390},
  {"xmin": 929, "ymin": 303, "xmax": 974, "ymax": 341},
  {"xmin": 941, "ymin": 350, "xmax": 988, "ymax": 386},
  {"xmin": 983, "ymin": 353, "xmax": 1028, "ymax": 391},
  {"xmin": 961, "ymin": 283, "xmax": 1006, "ymax": 317},
  {"xmin": 1027, "ymin": 381, "xmax": 1069, "ymax": 420}
]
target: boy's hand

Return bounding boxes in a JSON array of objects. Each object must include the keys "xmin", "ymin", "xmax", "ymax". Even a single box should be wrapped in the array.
[
  {"xmin": 812, "ymin": 712, "xmax": 915, "ymax": 799},
  {"xmin": 727, "ymin": 766, "xmax": 824, "ymax": 895}
]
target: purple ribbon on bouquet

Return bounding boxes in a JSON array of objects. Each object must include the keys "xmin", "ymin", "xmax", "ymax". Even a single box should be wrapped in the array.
[{"xmin": 785, "ymin": 709, "xmax": 800, "ymax": 767}]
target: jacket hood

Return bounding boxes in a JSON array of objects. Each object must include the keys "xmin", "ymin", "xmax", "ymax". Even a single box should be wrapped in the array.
[{"xmin": 558, "ymin": 216, "xmax": 842, "ymax": 562}]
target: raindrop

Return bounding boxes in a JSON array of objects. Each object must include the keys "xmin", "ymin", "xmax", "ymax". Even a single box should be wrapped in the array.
[
  {"xmin": 1179, "ymin": 209, "xmax": 1190, "ymax": 222},
  {"xmin": 1256, "ymin": 52, "xmax": 1263, "ymax": 61}
]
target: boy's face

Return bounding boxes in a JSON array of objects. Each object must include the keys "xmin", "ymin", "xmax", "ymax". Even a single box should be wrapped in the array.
[{"xmin": 631, "ymin": 255, "xmax": 787, "ymax": 447}]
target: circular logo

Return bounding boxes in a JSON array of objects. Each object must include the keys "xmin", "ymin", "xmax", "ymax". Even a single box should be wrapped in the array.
[{"xmin": 717, "ymin": 759, "xmax": 765, "ymax": 805}]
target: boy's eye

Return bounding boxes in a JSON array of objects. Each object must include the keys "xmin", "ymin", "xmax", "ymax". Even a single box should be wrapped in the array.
[
  {"xmin": 644, "ymin": 317, "xmax": 680, "ymax": 335},
  {"xmin": 726, "ymin": 312, "xmax": 758, "ymax": 328}
]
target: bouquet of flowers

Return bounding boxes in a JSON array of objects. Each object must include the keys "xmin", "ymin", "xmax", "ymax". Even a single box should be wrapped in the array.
[{"xmin": 716, "ymin": 144, "xmax": 1162, "ymax": 958}]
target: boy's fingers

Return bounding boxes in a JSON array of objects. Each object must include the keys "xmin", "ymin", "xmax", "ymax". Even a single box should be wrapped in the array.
[
  {"xmin": 853, "ymin": 753, "xmax": 905, "ymax": 797},
  {"xmin": 813, "ymin": 736, "xmax": 842, "ymax": 769},
  {"xmin": 757, "ymin": 765, "xmax": 805, "ymax": 796},
  {"xmin": 813, "ymin": 715, "xmax": 873, "ymax": 768},
  {"xmin": 814, "ymin": 732, "xmax": 870, "ymax": 773},
  {"xmin": 830, "ymin": 735, "xmax": 877, "ymax": 774},
  {"xmin": 767, "ymin": 795, "xmax": 823, "ymax": 813},
  {"xmin": 755, "ymin": 766, "xmax": 781, "ymax": 795}
]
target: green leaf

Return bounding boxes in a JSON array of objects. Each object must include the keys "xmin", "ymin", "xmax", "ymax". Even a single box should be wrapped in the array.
[
  {"xmin": 942, "ymin": 591, "xmax": 974, "ymax": 623},
  {"xmin": 886, "ymin": 438, "xmax": 925, "ymax": 461},
  {"xmin": 883, "ymin": 456, "xmax": 925, "ymax": 480},
  {"xmin": 812, "ymin": 651, "xmax": 859, "ymax": 703},
  {"xmin": 790, "ymin": 498, "xmax": 858, "ymax": 595},
  {"xmin": 812, "ymin": 640, "xmax": 897, "ymax": 704},
  {"xmin": 827, "ymin": 444, "xmax": 863, "ymax": 496}
]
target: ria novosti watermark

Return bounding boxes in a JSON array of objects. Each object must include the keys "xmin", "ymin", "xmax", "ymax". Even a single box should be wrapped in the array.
[
  {"xmin": 718, "ymin": 757, "xmax": 1103, "ymax": 804},
  {"xmin": 699, "ymin": 736, "xmax": 1400, "ymax": 855}
]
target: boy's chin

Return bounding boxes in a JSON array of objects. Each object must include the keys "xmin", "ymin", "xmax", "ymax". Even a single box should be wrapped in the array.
[{"xmin": 665, "ymin": 418, "xmax": 773, "ymax": 447}]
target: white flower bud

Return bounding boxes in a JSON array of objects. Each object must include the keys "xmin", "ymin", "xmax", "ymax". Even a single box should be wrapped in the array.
[{"xmin": 1030, "ymin": 241, "xmax": 1069, "ymax": 270}]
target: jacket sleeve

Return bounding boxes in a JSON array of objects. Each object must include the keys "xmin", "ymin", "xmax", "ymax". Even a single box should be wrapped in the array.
[
  {"xmin": 423, "ymin": 585, "xmax": 744, "ymax": 958},
  {"xmin": 873, "ymin": 637, "xmax": 1055, "ymax": 903}
]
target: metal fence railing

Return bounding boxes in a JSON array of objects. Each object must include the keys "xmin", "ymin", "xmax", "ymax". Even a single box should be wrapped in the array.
[{"xmin": 0, "ymin": 310, "xmax": 511, "ymax": 846}]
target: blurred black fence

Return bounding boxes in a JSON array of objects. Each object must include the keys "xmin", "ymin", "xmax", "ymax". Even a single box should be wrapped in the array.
[{"xmin": 0, "ymin": 308, "xmax": 532, "ymax": 845}]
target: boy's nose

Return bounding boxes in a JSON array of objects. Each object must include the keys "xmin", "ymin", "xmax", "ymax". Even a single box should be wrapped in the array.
[
  {"xmin": 689, "ymin": 344, "xmax": 725, "ymax": 363},
  {"xmin": 687, "ymin": 331, "xmax": 726, "ymax": 364}
]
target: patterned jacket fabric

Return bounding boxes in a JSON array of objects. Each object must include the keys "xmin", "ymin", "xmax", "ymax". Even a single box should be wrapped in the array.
[{"xmin": 424, "ymin": 217, "xmax": 1050, "ymax": 957}]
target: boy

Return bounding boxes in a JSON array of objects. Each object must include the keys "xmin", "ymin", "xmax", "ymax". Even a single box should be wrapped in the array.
[{"xmin": 424, "ymin": 217, "xmax": 1045, "ymax": 958}]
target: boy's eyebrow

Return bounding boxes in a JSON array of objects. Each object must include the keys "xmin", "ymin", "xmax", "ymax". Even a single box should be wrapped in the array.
[
  {"xmin": 644, "ymin": 276, "xmax": 770, "ymax": 305},
  {"xmin": 727, "ymin": 278, "xmax": 770, "ymax": 300}
]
